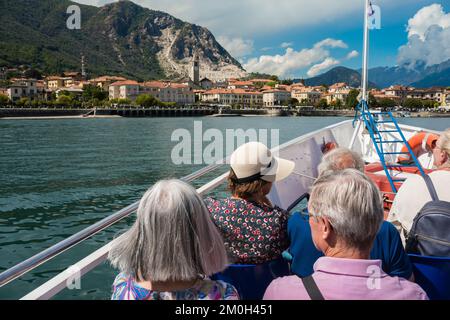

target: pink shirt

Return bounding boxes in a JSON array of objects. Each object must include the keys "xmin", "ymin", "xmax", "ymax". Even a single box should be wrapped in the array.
[{"xmin": 263, "ymin": 257, "xmax": 428, "ymax": 300}]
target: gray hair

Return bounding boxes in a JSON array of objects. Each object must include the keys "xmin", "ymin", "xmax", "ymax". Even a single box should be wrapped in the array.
[
  {"xmin": 308, "ymin": 169, "xmax": 384, "ymax": 251},
  {"xmin": 437, "ymin": 128, "xmax": 450, "ymax": 165},
  {"xmin": 318, "ymin": 147, "xmax": 365, "ymax": 177},
  {"xmin": 108, "ymin": 179, "xmax": 228, "ymax": 282}
]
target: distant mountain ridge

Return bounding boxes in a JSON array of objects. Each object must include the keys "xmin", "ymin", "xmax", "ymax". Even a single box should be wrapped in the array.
[
  {"xmin": 0, "ymin": 0, "xmax": 246, "ymax": 80},
  {"xmin": 300, "ymin": 66, "xmax": 378, "ymax": 88},
  {"xmin": 299, "ymin": 60, "xmax": 450, "ymax": 88}
]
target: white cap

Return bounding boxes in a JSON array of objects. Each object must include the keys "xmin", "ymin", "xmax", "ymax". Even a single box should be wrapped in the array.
[{"xmin": 230, "ymin": 142, "xmax": 295, "ymax": 183}]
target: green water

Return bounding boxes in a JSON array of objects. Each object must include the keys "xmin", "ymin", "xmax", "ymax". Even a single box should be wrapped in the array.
[{"xmin": 0, "ymin": 116, "xmax": 448, "ymax": 300}]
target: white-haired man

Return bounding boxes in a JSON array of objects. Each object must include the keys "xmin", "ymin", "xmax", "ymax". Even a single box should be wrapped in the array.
[{"xmin": 264, "ymin": 169, "xmax": 427, "ymax": 300}]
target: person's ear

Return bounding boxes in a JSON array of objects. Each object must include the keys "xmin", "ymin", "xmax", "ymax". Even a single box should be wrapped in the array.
[{"xmin": 320, "ymin": 217, "xmax": 333, "ymax": 240}]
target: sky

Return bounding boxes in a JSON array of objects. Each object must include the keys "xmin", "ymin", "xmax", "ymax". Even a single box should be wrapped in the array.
[{"xmin": 73, "ymin": 0, "xmax": 450, "ymax": 79}]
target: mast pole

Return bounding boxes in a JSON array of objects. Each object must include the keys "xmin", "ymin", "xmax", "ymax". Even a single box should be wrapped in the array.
[
  {"xmin": 349, "ymin": 0, "xmax": 370, "ymax": 149},
  {"xmin": 362, "ymin": 0, "xmax": 370, "ymax": 103}
]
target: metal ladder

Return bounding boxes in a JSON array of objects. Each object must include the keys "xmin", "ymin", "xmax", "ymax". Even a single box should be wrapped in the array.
[{"xmin": 354, "ymin": 100, "xmax": 425, "ymax": 193}]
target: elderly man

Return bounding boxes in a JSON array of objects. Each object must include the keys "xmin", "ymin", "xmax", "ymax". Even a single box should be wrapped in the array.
[
  {"xmin": 287, "ymin": 147, "xmax": 413, "ymax": 280},
  {"xmin": 388, "ymin": 129, "xmax": 450, "ymax": 245},
  {"xmin": 318, "ymin": 147, "xmax": 365, "ymax": 176},
  {"xmin": 264, "ymin": 169, "xmax": 427, "ymax": 300}
]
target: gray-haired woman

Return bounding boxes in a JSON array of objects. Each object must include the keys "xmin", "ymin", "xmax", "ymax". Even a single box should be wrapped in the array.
[
  {"xmin": 109, "ymin": 179, "xmax": 239, "ymax": 300},
  {"xmin": 264, "ymin": 169, "xmax": 428, "ymax": 300}
]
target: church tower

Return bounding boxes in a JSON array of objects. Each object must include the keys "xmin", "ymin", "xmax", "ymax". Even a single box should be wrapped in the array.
[{"xmin": 191, "ymin": 52, "xmax": 200, "ymax": 85}]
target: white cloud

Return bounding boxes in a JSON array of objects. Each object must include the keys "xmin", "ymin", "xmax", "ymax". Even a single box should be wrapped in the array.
[
  {"xmin": 243, "ymin": 38, "xmax": 346, "ymax": 77},
  {"xmin": 398, "ymin": 4, "xmax": 450, "ymax": 67},
  {"xmin": 73, "ymin": 0, "xmax": 429, "ymax": 39},
  {"xmin": 74, "ymin": 0, "xmax": 411, "ymax": 38},
  {"xmin": 307, "ymin": 58, "xmax": 340, "ymax": 77},
  {"xmin": 346, "ymin": 50, "xmax": 359, "ymax": 59},
  {"xmin": 406, "ymin": 3, "xmax": 450, "ymax": 40},
  {"xmin": 314, "ymin": 38, "xmax": 348, "ymax": 49},
  {"xmin": 281, "ymin": 42, "xmax": 294, "ymax": 48},
  {"xmin": 217, "ymin": 36, "xmax": 254, "ymax": 58}
]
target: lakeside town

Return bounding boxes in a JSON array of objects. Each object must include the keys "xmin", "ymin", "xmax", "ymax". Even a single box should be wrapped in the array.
[{"xmin": 1, "ymin": 56, "xmax": 449, "ymax": 114}]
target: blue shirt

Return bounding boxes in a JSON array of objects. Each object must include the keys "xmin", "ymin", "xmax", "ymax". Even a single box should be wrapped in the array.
[{"xmin": 287, "ymin": 212, "xmax": 413, "ymax": 279}]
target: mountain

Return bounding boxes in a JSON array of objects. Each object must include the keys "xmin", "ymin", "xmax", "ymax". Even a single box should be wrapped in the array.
[
  {"xmin": 301, "ymin": 59, "xmax": 450, "ymax": 89},
  {"xmin": 0, "ymin": 0, "xmax": 245, "ymax": 80},
  {"xmin": 410, "ymin": 68, "xmax": 450, "ymax": 88},
  {"xmin": 301, "ymin": 66, "xmax": 378, "ymax": 88},
  {"xmin": 363, "ymin": 59, "xmax": 450, "ymax": 88}
]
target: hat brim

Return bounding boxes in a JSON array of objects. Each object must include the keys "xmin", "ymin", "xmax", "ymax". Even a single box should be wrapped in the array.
[{"xmin": 260, "ymin": 156, "xmax": 295, "ymax": 182}]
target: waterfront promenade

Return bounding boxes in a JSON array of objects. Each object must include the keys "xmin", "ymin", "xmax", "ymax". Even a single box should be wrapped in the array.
[{"xmin": 1, "ymin": 107, "xmax": 449, "ymax": 119}]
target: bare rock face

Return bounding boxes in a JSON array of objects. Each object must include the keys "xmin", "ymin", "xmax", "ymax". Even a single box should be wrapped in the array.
[
  {"xmin": 0, "ymin": 0, "xmax": 246, "ymax": 81},
  {"xmin": 95, "ymin": 0, "xmax": 246, "ymax": 81}
]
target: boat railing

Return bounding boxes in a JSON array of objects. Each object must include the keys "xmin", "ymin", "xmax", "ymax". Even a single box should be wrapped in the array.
[
  {"xmin": 2, "ymin": 120, "xmax": 356, "ymax": 300},
  {"xmin": 0, "ymin": 161, "xmax": 226, "ymax": 290}
]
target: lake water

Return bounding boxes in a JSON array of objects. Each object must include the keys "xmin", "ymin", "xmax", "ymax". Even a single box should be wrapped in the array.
[{"xmin": 0, "ymin": 116, "xmax": 448, "ymax": 300}]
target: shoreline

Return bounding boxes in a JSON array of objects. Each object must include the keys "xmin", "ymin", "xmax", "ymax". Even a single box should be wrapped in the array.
[{"xmin": 1, "ymin": 108, "xmax": 450, "ymax": 119}]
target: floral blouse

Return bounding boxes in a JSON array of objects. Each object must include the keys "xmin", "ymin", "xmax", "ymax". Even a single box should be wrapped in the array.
[
  {"xmin": 111, "ymin": 273, "xmax": 239, "ymax": 300},
  {"xmin": 205, "ymin": 197, "xmax": 289, "ymax": 264}
]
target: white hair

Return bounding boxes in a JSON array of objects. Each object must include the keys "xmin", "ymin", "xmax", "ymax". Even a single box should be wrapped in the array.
[
  {"xmin": 318, "ymin": 147, "xmax": 365, "ymax": 177},
  {"xmin": 308, "ymin": 169, "xmax": 384, "ymax": 251},
  {"xmin": 108, "ymin": 179, "xmax": 228, "ymax": 282},
  {"xmin": 437, "ymin": 128, "xmax": 450, "ymax": 165}
]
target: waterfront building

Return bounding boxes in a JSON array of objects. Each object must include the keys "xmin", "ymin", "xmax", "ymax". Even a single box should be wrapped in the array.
[
  {"xmin": 329, "ymin": 82, "xmax": 350, "ymax": 93},
  {"xmin": 291, "ymin": 87, "xmax": 322, "ymax": 105},
  {"xmin": 385, "ymin": 85, "xmax": 410, "ymax": 99},
  {"xmin": 55, "ymin": 87, "xmax": 84, "ymax": 98},
  {"xmin": 406, "ymin": 87, "xmax": 445, "ymax": 103},
  {"xmin": 227, "ymin": 80, "xmax": 254, "ymax": 90},
  {"xmin": 325, "ymin": 89, "xmax": 351, "ymax": 105},
  {"xmin": 263, "ymin": 89, "xmax": 291, "ymax": 107},
  {"xmin": 109, "ymin": 80, "xmax": 140, "ymax": 101},
  {"xmin": 89, "ymin": 76, "xmax": 127, "ymax": 91},
  {"xmin": 6, "ymin": 78, "xmax": 42, "ymax": 101},
  {"xmin": 201, "ymin": 89, "xmax": 263, "ymax": 108},
  {"xmin": 141, "ymin": 81, "xmax": 195, "ymax": 104},
  {"xmin": 109, "ymin": 80, "xmax": 195, "ymax": 104}
]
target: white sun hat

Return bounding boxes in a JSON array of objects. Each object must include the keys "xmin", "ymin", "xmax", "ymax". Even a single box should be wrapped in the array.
[{"xmin": 230, "ymin": 142, "xmax": 295, "ymax": 183}]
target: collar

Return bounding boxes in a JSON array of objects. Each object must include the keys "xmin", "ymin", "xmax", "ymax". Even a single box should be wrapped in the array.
[{"xmin": 313, "ymin": 256, "xmax": 388, "ymax": 278}]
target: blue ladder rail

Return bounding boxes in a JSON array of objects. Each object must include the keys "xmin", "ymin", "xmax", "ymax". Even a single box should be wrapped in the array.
[{"xmin": 354, "ymin": 100, "xmax": 426, "ymax": 193}]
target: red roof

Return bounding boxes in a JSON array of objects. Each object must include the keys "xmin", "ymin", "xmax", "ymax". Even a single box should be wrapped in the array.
[{"xmin": 110, "ymin": 80, "xmax": 139, "ymax": 86}]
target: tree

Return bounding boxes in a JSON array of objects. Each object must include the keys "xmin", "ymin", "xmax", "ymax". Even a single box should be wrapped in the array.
[
  {"xmin": 0, "ymin": 94, "xmax": 10, "ymax": 106},
  {"xmin": 269, "ymin": 75, "xmax": 279, "ymax": 82},
  {"xmin": 403, "ymin": 98, "xmax": 423, "ymax": 110},
  {"xmin": 83, "ymin": 85, "xmax": 108, "ymax": 101},
  {"xmin": 288, "ymin": 98, "xmax": 299, "ymax": 107},
  {"xmin": 118, "ymin": 98, "xmax": 132, "ymax": 105},
  {"xmin": 378, "ymin": 98, "xmax": 396, "ymax": 110},
  {"xmin": 368, "ymin": 93, "xmax": 378, "ymax": 109},
  {"xmin": 16, "ymin": 97, "xmax": 30, "ymax": 107},
  {"xmin": 56, "ymin": 95, "xmax": 72, "ymax": 106},
  {"xmin": 316, "ymin": 99, "xmax": 328, "ymax": 109},
  {"xmin": 331, "ymin": 99, "xmax": 343, "ymax": 110},
  {"xmin": 135, "ymin": 94, "xmax": 158, "ymax": 107},
  {"xmin": 346, "ymin": 89, "xmax": 360, "ymax": 110}
]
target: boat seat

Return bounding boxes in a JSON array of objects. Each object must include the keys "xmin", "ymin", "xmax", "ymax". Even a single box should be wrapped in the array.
[
  {"xmin": 409, "ymin": 254, "xmax": 450, "ymax": 300},
  {"xmin": 211, "ymin": 258, "xmax": 291, "ymax": 300}
]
